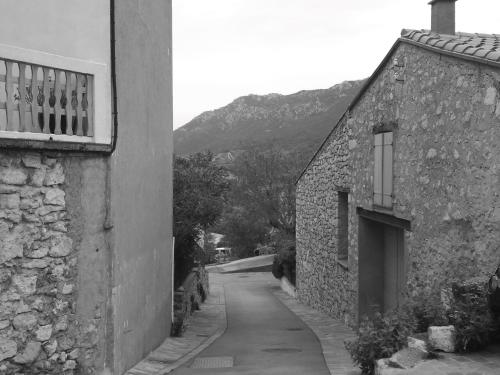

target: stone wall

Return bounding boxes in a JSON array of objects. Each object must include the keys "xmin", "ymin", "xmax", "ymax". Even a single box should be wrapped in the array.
[
  {"xmin": 0, "ymin": 151, "xmax": 108, "ymax": 374},
  {"xmin": 296, "ymin": 43, "xmax": 500, "ymax": 324},
  {"xmin": 172, "ymin": 267, "xmax": 209, "ymax": 337}
]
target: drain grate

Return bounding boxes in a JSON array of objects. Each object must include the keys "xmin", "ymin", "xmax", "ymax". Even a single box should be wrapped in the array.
[
  {"xmin": 262, "ymin": 348, "xmax": 302, "ymax": 353},
  {"xmin": 190, "ymin": 356, "xmax": 234, "ymax": 369}
]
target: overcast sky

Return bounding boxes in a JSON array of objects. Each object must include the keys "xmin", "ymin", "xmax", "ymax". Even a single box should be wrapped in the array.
[{"xmin": 173, "ymin": 0, "xmax": 500, "ymax": 129}]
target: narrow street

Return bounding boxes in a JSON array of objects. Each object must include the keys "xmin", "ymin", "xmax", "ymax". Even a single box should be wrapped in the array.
[{"xmin": 171, "ymin": 273, "xmax": 331, "ymax": 375}]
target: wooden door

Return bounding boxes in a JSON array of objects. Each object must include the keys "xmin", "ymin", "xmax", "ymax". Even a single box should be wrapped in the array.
[{"xmin": 383, "ymin": 226, "xmax": 405, "ymax": 311}]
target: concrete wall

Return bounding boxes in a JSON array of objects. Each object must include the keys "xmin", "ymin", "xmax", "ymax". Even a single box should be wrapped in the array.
[
  {"xmin": 296, "ymin": 43, "xmax": 500, "ymax": 324},
  {"xmin": 0, "ymin": 0, "xmax": 110, "ymax": 65},
  {"xmin": 110, "ymin": 1, "xmax": 173, "ymax": 373}
]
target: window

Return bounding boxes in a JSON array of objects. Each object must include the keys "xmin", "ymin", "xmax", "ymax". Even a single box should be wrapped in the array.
[
  {"xmin": 337, "ymin": 191, "xmax": 348, "ymax": 264},
  {"xmin": 0, "ymin": 43, "xmax": 111, "ymax": 147},
  {"xmin": 374, "ymin": 132, "xmax": 393, "ymax": 208}
]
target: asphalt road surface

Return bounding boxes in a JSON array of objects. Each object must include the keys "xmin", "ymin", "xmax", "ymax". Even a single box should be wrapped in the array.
[{"xmin": 171, "ymin": 273, "xmax": 330, "ymax": 375}]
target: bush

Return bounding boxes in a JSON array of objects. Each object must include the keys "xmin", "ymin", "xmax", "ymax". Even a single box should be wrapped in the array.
[
  {"xmin": 408, "ymin": 291, "xmax": 449, "ymax": 333},
  {"xmin": 449, "ymin": 279, "xmax": 498, "ymax": 352},
  {"xmin": 345, "ymin": 308, "xmax": 417, "ymax": 374},
  {"xmin": 271, "ymin": 242, "xmax": 296, "ymax": 284}
]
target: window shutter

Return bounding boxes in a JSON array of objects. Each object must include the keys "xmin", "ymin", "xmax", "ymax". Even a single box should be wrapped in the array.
[
  {"xmin": 374, "ymin": 133, "xmax": 383, "ymax": 206},
  {"xmin": 382, "ymin": 132, "xmax": 393, "ymax": 208}
]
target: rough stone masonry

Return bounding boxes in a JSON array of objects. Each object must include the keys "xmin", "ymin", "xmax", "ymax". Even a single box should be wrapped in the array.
[
  {"xmin": 0, "ymin": 151, "xmax": 103, "ymax": 374},
  {"xmin": 296, "ymin": 42, "xmax": 500, "ymax": 325}
]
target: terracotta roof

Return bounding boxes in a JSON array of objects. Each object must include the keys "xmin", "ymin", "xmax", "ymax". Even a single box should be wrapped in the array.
[{"xmin": 401, "ymin": 29, "xmax": 500, "ymax": 64}]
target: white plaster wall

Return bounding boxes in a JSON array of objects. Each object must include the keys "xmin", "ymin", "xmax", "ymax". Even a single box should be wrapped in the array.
[{"xmin": 0, "ymin": 0, "xmax": 110, "ymax": 66}]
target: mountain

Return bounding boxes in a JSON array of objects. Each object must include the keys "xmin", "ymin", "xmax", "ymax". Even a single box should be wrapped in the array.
[{"xmin": 174, "ymin": 79, "xmax": 365, "ymax": 163}]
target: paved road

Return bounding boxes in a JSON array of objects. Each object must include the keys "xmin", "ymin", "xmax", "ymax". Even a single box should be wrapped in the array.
[{"xmin": 171, "ymin": 273, "xmax": 330, "ymax": 375}]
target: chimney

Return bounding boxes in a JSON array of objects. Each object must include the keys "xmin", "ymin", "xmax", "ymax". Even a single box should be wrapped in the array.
[{"xmin": 429, "ymin": 0, "xmax": 457, "ymax": 35}]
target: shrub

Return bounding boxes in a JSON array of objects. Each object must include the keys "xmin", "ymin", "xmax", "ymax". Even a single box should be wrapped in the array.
[
  {"xmin": 407, "ymin": 291, "xmax": 449, "ymax": 333},
  {"xmin": 345, "ymin": 308, "xmax": 417, "ymax": 374},
  {"xmin": 449, "ymin": 279, "xmax": 498, "ymax": 352},
  {"xmin": 271, "ymin": 242, "xmax": 296, "ymax": 284}
]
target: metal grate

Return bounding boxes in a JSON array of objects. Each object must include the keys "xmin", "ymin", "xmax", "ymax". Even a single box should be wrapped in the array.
[{"xmin": 190, "ymin": 356, "xmax": 234, "ymax": 369}]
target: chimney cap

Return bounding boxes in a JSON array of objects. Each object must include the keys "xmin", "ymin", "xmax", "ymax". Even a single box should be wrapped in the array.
[{"xmin": 428, "ymin": 0, "xmax": 457, "ymax": 4}]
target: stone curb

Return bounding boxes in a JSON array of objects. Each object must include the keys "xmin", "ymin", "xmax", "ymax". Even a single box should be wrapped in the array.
[
  {"xmin": 125, "ymin": 276, "xmax": 228, "ymax": 375},
  {"xmin": 272, "ymin": 289, "xmax": 360, "ymax": 375}
]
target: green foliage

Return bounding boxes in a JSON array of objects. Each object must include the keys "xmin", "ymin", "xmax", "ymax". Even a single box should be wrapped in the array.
[
  {"xmin": 407, "ymin": 291, "xmax": 449, "ymax": 333},
  {"xmin": 173, "ymin": 151, "xmax": 229, "ymax": 285},
  {"xmin": 218, "ymin": 145, "xmax": 302, "ymax": 256},
  {"xmin": 271, "ymin": 234, "xmax": 296, "ymax": 284},
  {"xmin": 345, "ymin": 308, "xmax": 417, "ymax": 375},
  {"xmin": 449, "ymin": 280, "xmax": 498, "ymax": 352}
]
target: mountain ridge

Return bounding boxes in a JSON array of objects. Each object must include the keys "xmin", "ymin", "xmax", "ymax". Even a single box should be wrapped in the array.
[{"xmin": 174, "ymin": 79, "xmax": 365, "ymax": 161}]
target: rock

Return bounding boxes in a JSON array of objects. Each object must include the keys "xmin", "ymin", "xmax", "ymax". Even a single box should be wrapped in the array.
[
  {"xmin": 36, "ymin": 204, "xmax": 64, "ymax": 216},
  {"xmin": 0, "ymin": 240, "xmax": 23, "ymax": 264},
  {"xmin": 22, "ymin": 259, "xmax": 49, "ymax": 269},
  {"xmin": 426, "ymin": 148, "xmax": 437, "ymax": 159},
  {"xmin": 36, "ymin": 324, "xmax": 53, "ymax": 341},
  {"xmin": 58, "ymin": 335, "xmax": 75, "ymax": 351},
  {"xmin": 374, "ymin": 358, "xmax": 402, "ymax": 375},
  {"xmin": 388, "ymin": 347, "xmax": 428, "ymax": 369},
  {"xmin": 428, "ymin": 325, "xmax": 456, "ymax": 352},
  {"xmin": 63, "ymin": 359, "xmax": 77, "ymax": 370},
  {"xmin": 22, "ymin": 154, "xmax": 42, "ymax": 168},
  {"xmin": 0, "ymin": 269, "xmax": 12, "ymax": 283},
  {"xmin": 43, "ymin": 188, "xmax": 65, "ymax": 206},
  {"xmin": 13, "ymin": 341, "xmax": 42, "ymax": 364},
  {"xmin": 26, "ymin": 246, "xmax": 49, "ymax": 259},
  {"xmin": 408, "ymin": 336, "xmax": 427, "ymax": 352},
  {"xmin": 15, "ymin": 301, "xmax": 32, "ymax": 314},
  {"xmin": 49, "ymin": 235, "xmax": 73, "ymax": 257},
  {"xmin": 0, "ymin": 193, "xmax": 20, "ymax": 209},
  {"xmin": 12, "ymin": 275, "xmax": 37, "ymax": 295},
  {"xmin": 44, "ymin": 340, "xmax": 58, "ymax": 356},
  {"xmin": 43, "ymin": 158, "xmax": 58, "ymax": 167},
  {"xmin": 55, "ymin": 315, "xmax": 69, "ymax": 332},
  {"xmin": 44, "ymin": 163, "xmax": 64, "ymax": 186},
  {"xmin": 68, "ymin": 348, "xmax": 79, "ymax": 359},
  {"xmin": 484, "ymin": 87, "xmax": 497, "ymax": 105},
  {"xmin": 13, "ymin": 312, "xmax": 38, "ymax": 330},
  {"xmin": 0, "ymin": 320, "xmax": 10, "ymax": 330},
  {"xmin": 30, "ymin": 168, "xmax": 46, "ymax": 187},
  {"xmin": 0, "ymin": 168, "xmax": 28, "ymax": 185},
  {"xmin": 62, "ymin": 284, "xmax": 74, "ymax": 295},
  {"xmin": 0, "ymin": 338, "xmax": 17, "ymax": 361}
]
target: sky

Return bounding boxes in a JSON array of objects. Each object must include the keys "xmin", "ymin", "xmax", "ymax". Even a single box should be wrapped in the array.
[{"xmin": 173, "ymin": 0, "xmax": 500, "ymax": 129}]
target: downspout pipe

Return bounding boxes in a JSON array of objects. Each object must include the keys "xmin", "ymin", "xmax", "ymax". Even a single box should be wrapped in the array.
[{"xmin": 109, "ymin": 0, "xmax": 118, "ymax": 154}]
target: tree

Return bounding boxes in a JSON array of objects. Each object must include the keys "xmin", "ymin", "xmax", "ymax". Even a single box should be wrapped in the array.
[{"xmin": 173, "ymin": 151, "xmax": 229, "ymax": 285}]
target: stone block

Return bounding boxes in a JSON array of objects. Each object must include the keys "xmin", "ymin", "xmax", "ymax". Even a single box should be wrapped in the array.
[
  {"xmin": 388, "ymin": 347, "xmax": 428, "ymax": 369},
  {"xmin": 49, "ymin": 235, "xmax": 73, "ymax": 257},
  {"xmin": 44, "ymin": 340, "xmax": 58, "ymax": 356},
  {"xmin": 0, "ymin": 320, "xmax": 10, "ymax": 330},
  {"xmin": 408, "ymin": 336, "xmax": 427, "ymax": 352},
  {"xmin": 30, "ymin": 168, "xmax": 46, "ymax": 187},
  {"xmin": 0, "ymin": 168, "xmax": 28, "ymax": 185},
  {"xmin": 12, "ymin": 274, "xmax": 37, "ymax": 295},
  {"xmin": 22, "ymin": 154, "xmax": 42, "ymax": 169},
  {"xmin": 44, "ymin": 163, "xmax": 65, "ymax": 186},
  {"xmin": 13, "ymin": 312, "xmax": 38, "ymax": 330},
  {"xmin": 22, "ymin": 259, "xmax": 49, "ymax": 269},
  {"xmin": 0, "ymin": 239, "xmax": 23, "ymax": 264},
  {"xmin": 428, "ymin": 325, "xmax": 456, "ymax": 352},
  {"xmin": 36, "ymin": 324, "xmax": 53, "ymax": 341},
  {"xmin": 0, "ymin": 338, "xmax": 17, "ymax": 361},
  {"xmin": 0, "ymin": 193, "xmax": 20, "ymax": 209},
  {"xmin": 13, "ymin": 341, "xmax": 42, "ymax": 364},
  {"xmin": 43, "ymin": 188, "xmax": 65, "ymax": 206}
]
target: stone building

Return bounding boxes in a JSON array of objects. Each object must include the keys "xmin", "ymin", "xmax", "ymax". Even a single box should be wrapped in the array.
[
  {"xmin": 0, "ymin": 1, "xmax": 173, "ymax": 374},
  {"xmin": 296, "ymin": 0, "xmax": 500, "ymax": 325}
]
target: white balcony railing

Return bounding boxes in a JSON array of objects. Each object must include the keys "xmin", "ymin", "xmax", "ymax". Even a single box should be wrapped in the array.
[{"xmin": 0, "ymin": 44, "xmax": 110, "ymax": 145}]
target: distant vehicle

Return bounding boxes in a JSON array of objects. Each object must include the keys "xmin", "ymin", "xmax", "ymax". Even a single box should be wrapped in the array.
[{"xmin": 214, "ymin": 247, "xmax": 232, "ymax": 263}]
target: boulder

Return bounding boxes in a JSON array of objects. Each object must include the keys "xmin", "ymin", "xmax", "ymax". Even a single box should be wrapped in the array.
[
  {"xmin": 388, "ymin": 347, "xmax": 428, "ymax": 369},
  {"xmin": 408, "ymin": 336, "xmax": 427, "ymax": 352},
  {"xmin": 428, "ymin": 326, "xmax": 456, "ymax": 352}
]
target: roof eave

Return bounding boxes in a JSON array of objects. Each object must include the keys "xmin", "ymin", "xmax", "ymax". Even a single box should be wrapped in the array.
[{"xmin": 295, "ymin": 37, "xmax": 500, "ymax": 185}]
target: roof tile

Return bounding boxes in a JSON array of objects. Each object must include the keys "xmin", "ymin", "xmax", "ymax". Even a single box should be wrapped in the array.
[{"xmin": 402, "ymin": 29, "xmax": 500, "ymax": 65}]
